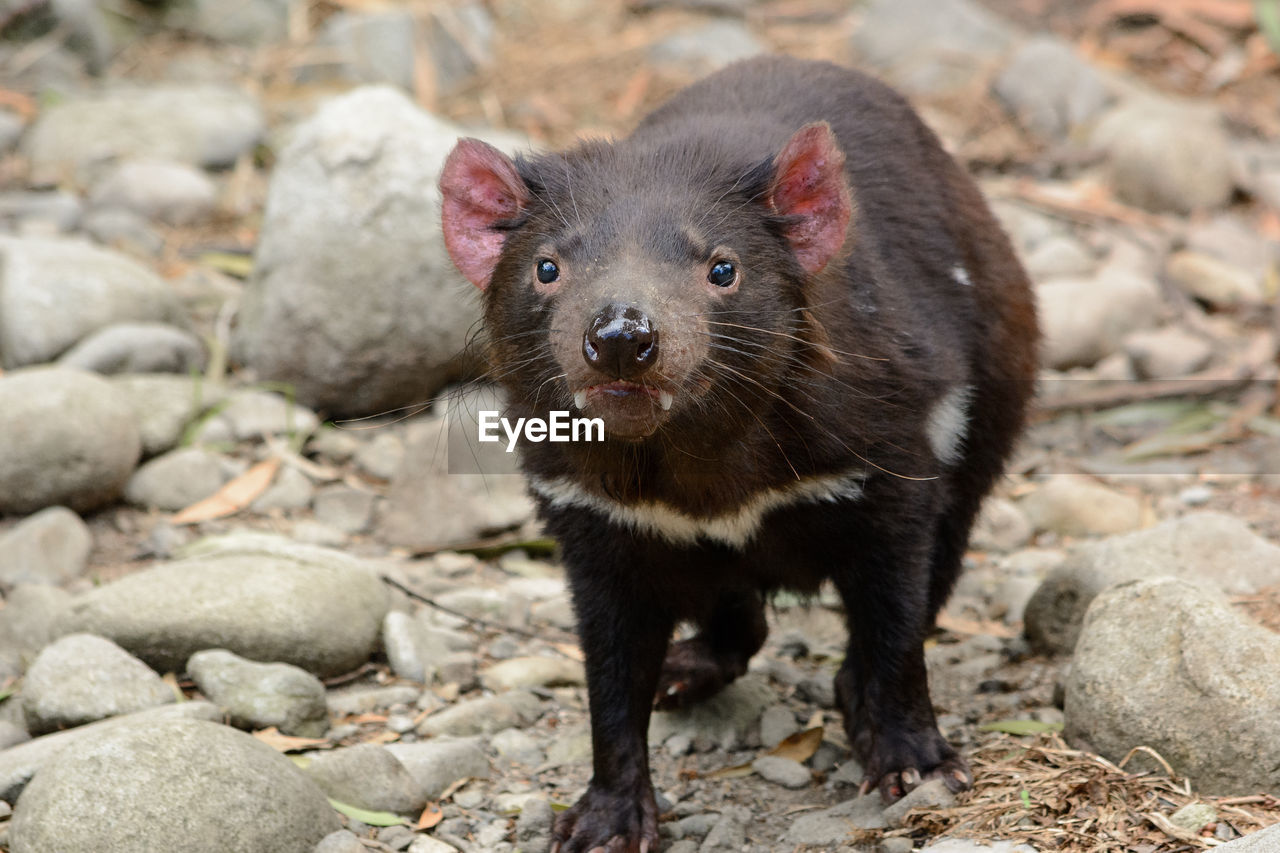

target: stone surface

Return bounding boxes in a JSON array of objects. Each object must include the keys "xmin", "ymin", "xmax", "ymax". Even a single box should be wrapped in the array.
[
  {"xmin": 1066, "ymin": 577, "xmax": 1280, "ymax": 794},
  {"xmin": 379, "ymin": 414, "xmax": 535, "ymax": 550},
  {"xmin": 187, "ymin": 649, "xmax": 329, "ymax": 737},
  {"xmin": 1166, "ymin": 250, "xmax": 1265, "ymax": 308},
  {"xmin": 649, "ymin": 20, "xmax": 766, "ymax": 76},
  {"xmin": 57, "ymin": 321, "xmax": 206, "ymax": 376},
  {"xmin": 0, "ymin": 190, "xmax": 81, "ymax": 232},
  {"xmin": 751, "ymin": 755, "xmax": 810, "ymax": 788},
  {"xmin": 0, "ymin": 584, "xmax": 71, "ymax": 680},
  {"xmin": 1123, "ymin": 326, "xmax": 1214, "ymax": 379},
  {"xmin": 312, "ymin": 484, "xmax": 377, "ymax": 534},
  {"xmin": 1092, "ymin": 100, "xmax": 1235, "ymax": 214},
  {"xmin": 0, "ymin": 701, "xmax": 222, "ymax": 805},
  {"xmin": 60, "ymin": 534, "xmax": 389, "ymax": 677},
  {"xmin": 301, "ymin": 743, "xmax": 426, "ymax": 814},
  {"xmin": 417, "ymin": 690, "xmax": 544, "ymax": 737},
  {"xmin": 0, "ymin": 506, "xmax": 92, "ymax": 586},
  {"xmin": 112, "ymin": 374, "xmax": 223, "ymax": 458},
  {"xmin": 382, "ymin": 611, "xmax": 456, "ymax": 684},
  {"xmin": 1018, "ymin": 475, "xmax": 1143, "ymax": 538},
  {"xmin": 1036, "ymin": 267, "xmax": 1161, "ymax": 369},
  {"xmin": 0, "ymin": 368, "xmax": 142, "ymax": 515},
  {"xmin": 649, "ymin": 674, "xmax": 773, "ymax": 752},
  {"xmin": 233, "ymin": 86, "xmax": 485, "ymax": 417},
  {"xmin": 783, "ymin": 795, "xmax": 885, "ymax": 845},
  {"xmin": 310, "ymin": 10, "xmax": 417, "ymax": 90},
  {"xmin": 250, "ymin": 464, "xmax": 315, "ymax": 512},
  {"xmin": 1213, "ymin": 825, "xmax": 1280, "ymax": 851},
  {"xmin": 422, "ymin": 3, "xmax": 496, "ymax": 95},
  {"xmin": 384, "ymin": 737, "xmax": 490, "ymax": 799},
  {"xmin": 850, "ymin": 0, "xmax": 1015, "ymax": 95},
  {"xmin": 193, "ymin": 389, "xmax": 320, "ymax": 444},
  {"xmin": 21, "ymin": 85, "xmax": 264, "ymax": 183},
  {"xmin": 166, "ymin": 0, "xmax": 291, "ymax": 46},
  {"xmin": 993, "ymin": 36, "xmax": 1111, "ymax": 139},
  {"xmin": 20, "ymin": 634, "xmax": 174, "ymax": 735},
  {"xmin": 1025, "ymin": 512, "xmax": 1280, "ymax": 655},
  {"xmin": 480, "ymin": 656, "xmax": 585, "ymax": 691},
  {"xmin": 90, "ymin": 159, "xmax": 218, "ymax": 225},
  {"xmin": 8, "ymin": 718, "xmax": 339, "ymax": 852},
  {"xmin": 123, "ymin": 447, "xmax": 230, "ymax": 511},
  {"xmin": 1024, "ymin": 233, "xmax": 1097, "ymax": 280},
  {"xmin": 970, "ymin": 496, "xmax": 1033, "ymax": 552},
  {"xmin": 0, "ymin": 236, "xmax": 179, "ymax": 369}
]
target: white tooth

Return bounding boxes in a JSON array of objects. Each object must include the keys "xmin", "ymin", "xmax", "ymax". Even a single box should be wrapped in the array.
[
  {"xmin": 573, "ymin": 390, "xmax": 588, "ymax": 410},
  {"xmin": 658, "ymin": 391, "xmax": 673, "ymax": 411}
]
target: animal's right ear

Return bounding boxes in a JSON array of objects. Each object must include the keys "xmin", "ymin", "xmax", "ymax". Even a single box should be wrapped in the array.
[{"xmin": 440, "ymin": 138, "xmax": 530, "ymax": 291}]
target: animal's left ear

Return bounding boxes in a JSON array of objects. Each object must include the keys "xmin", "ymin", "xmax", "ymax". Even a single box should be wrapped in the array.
[{"xmin": 768, "ymin": 122, "xmax": 853, "ymax": 275}]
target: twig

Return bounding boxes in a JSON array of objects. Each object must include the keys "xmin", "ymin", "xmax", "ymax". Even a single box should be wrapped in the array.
[{"xmin": 380, "ymin": 574, "xmax": 579, "ymax": 648}]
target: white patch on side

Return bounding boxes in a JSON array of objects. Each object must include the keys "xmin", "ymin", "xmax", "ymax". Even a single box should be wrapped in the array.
[
  {"xmin": 527, "ymin": 470, "xmax": 866, "ymax": 549},
  {"xmin": 927, "ymin": 384, "xmax": 975, "ymax": 466},
  {"xmin": 951, "ymin": 264, "xmax": 973, "ymax": 287}
]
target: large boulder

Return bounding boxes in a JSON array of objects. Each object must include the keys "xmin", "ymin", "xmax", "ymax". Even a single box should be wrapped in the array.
[
  {"xmin": 58, "ymin": 533, "xmax": 389, "ymax": 677},
  {"xmin": 1065, "ymin": 577, "xmax": 1280, "ymax": 795},
  {"xmin": 9, "ymin": 718, "xmax": 340, "ymax": 852},
  {"xmin": 1024, "ymin": 512, "xmax": 1280, "ymax": 655},
  {"xmin": 0, "ymin": 237, "xmax": 180, "ymax": 369},
  {"xmin": 233, "ymin": 86, "xmax": 495, "ymax": 417},
  {"xmin": 0, "ymin": 368, "xmax": 142, "ymax": 515}
]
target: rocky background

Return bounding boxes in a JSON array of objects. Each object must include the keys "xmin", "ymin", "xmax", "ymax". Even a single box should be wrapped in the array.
[{"xmin": 1, "ymin": 0, "xmax": 1279, "ymax": 851}]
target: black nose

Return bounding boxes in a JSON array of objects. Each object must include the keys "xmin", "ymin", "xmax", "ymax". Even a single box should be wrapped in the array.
[{"xmin": 583, "ymin": 303, "xmax": 658, "ymax": 379}]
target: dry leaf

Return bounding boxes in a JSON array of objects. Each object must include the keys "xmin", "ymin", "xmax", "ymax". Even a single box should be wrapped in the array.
[
  {"xmin": 416, "ymin": 802, "xmax": 444, "ymax": 830},
  {"xmin": 704, "ymin": 762, "xmax": 756, "ymax": 780},
  {"xmin": 253, "ymin": 726, "xmax": 328, "ymax": 752},
  {"xmin": 935, "ymin": 612, "xmax": 1018, "ymax": 639},
  {"xmin": 767, "ymin": 726, "xmax": 824, "ymax": 763},
  {"xmin": 551, "ymin": 642, "xmax": 585, "ymax": 661},
  {"xmin": 171, "ymin": 458, "xmax": 281, "ymax": 525}
]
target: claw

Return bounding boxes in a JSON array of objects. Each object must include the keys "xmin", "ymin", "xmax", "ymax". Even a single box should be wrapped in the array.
[
  {"xmin": 858, "ymin": 779, "xmax": 872, "ymax": 797},
  {"xmin": 902, "ymin": 767, "xmax": 922, "ymax": 788},
  {"xmin": 640, "ymin": 841, "xmax": 651, "ymax": 853}
]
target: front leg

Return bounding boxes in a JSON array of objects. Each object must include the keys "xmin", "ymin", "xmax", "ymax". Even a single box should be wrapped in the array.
[{"xmin": 552, "ymin": 527, "xmax": 673, "ymax": 853}]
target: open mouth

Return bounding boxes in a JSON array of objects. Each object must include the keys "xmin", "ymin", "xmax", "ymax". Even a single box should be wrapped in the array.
[{"xmin": 573, "ymin": 381, "xmax": 674, "ymax": 412}]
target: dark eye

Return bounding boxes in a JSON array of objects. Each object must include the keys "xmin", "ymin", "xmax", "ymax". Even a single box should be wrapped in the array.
[
  {"xmin": 535, "ymin": 258, "xmax": 559, "ymax": 284},
  {"xmin": 708, "ymin": 260, "xmax": 736, "ymax": 288}
]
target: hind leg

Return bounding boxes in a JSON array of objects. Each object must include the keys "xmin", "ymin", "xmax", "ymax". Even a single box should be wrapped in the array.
[{"xmin": 655, "ymin": 585, "xmax": 767, "ymax": 710}]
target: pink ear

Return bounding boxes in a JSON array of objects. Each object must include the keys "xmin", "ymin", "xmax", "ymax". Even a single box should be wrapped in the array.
[
  {"xmin": 440, "ymin": 138, "xmax": 530, "ymax": 290},
  {"xmin": 768, "ymin": 123, "xmax": 852, "ymax": 275}
]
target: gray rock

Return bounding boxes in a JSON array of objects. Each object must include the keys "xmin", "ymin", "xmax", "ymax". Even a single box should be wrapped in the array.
[
  {"xmin": 313, "ymin": 484, "xmax": 377, "ymax": 534},
  {"xmin": 380, "ymin": 415, "xmax": 536, "ymax": 550},
  {"xmin": 21, "ymin": 85, "xmax": 265, "ymax": 184},
  {"xmin": 233, "ymin": 86, "xmax": 484, "ymax": 417},
  {"xmin": 0, "ymin": 190, "xmax": 82, "ymax": 233},
  {"xmin": 0, "ymin": 584, "xmax": 72, "ymax": 678},
  {"xmin": 381, "ymin": 611, "xmax": 455, "ymax": 683},
  {"xmin": 8, "ymin": 718, "xmax": 340, "ymax": 852},
  {"xmin": 700, "ymin": 812, "xmax": 746, "ymax": 849},
  {"xmin": 0, "ymin": 701, "xmax": 222, "ymax": 805},
  {"xmin": 1025, "ymin": 512, "xmax": 1280, "ymax": 655},
  {"xmin": 301, "ymin": 743, "xmax": 426, "ymax": 814},
  {"xmin": 384, "ymin": 737, "xmax": 490, "ymax": 798},
  {"xmin": 1213, "ymin": 824, "xmax": 1280, "ymax": 851},
  {"xmin": 649, "ymin": 20, "xmax": 766, "ymax": 76},
  {"xmin": 882, "ymin": 778, "xmax": 955, "ymax": 826},
  {"xmin": 314, "ymin": 830, "xmax": 368, "ymax": 853},
  {"xmin": 1024, "ymin": 233, "xmax": 1097, "ymax": 280},
  {"xmin": 251, "ymin": 464, "xmax": 315, "ymax": 512},
  {"xmin": 1123, "ymin": 326, "xmax": 1213, "ymax": 379},
  {"xmin": 112, "ymin": 374, "xmax": 223, "ymax": 458},
  {"xmin": 0, "ymin": 720, "xmax": 30, "ymax": 750},
  {"xmin": 783, "ymin": 795, "xmax": 885, "ymax": 845},
  {"xmin": 649, "ymin": 674, "xmax": 774, "ymax": 752},
  {"xmin": 0, "ymin": 109, "xmax": 23, "ymax": 151},
  {"xmin": 1065, "ymin": 577, "xmax": 1280, "ymax": 794},
  {"xmin": 409, "ymin": 837, "xmax": 462, "ymax": 853},
  {"xmin": 327, "ymin": 685, "xmax": 422, "ymax": 717},
  {"xmin": 1036, "ymin": 267, "xmax": 1161, "ymax": 369},
  {"xmin": 515, "ymin": 796, "xmax": 554, "ymax": 853},
  {"xmin": 0, "ymin": 368, "xmax": 142, "ymax": 515},
  {"xmin": 309, "ymin": 10, "xmax": 418, "ymax": 90},
  {"xmin": 490, "ymin": 727, "xmax": 545, "ymax": 765},
  {"xmin": 1092, "ymin": 100, "xmax": 1234, "ymax": 214},
  {"xmin": 60, "ymin": 535, "xmax": 389, "ymax": 677},
  {"xmin": 82, "ymin": 206, "xmax": 165, "ymax": 256},
  {"xmin": 167, "ymin": 0, "xmax": 290, "ymax": 46},
  {"xmin": 970, "ymin": 496, "xmax": 1033, "ymax": 552},
  {"xmin": 851, "ymin": 0, "xmax": 1015, "ymax": 95},
  {"xmin": 480, "ymin": 656, "xmax": 585, "ymax": 691},
  {"xmin": 123, "ymin": 447, "xmax": 229, "ymax": 511},
  {"xmin": 422, "ymin": 3, "xmax": 496, "ymax": 95},
  {"xmin": 90, "ymin": 159, "xmax": 218, "ymax": 226},
  {"xmin": 20, "ymin": 633, "xmax": 174, "ymax": 735},
  {"xmin": 1165, "ymin": 250, "xmax": 1265, "ymax": 308},
  {"xmin": 0, "ymin": 236, "xmax": 179, "ymax": 368},
  {"xmin": 194, "ymin": 389, "xmax": 320, "ymax": 444},
  {"xmin": 0, "ymin": 506, "xmax": 92, "ymax": 586},
  {"xmin": 57, "ymin": 322, "xmax": 207, "ymax": 375},
  {"xmin": 546, "ymin": 729, "xmax": 593, "ymax": 768},
  {"xmin": 417, "ymin": 690, "xmax": 544, "ymax": 737},
  {"xmin": 993, "ymin": 36, "xmax": 1111, "ymax": 139},
  {"xmin": 758, "ymin": 704, "xmax": 799, "ymax": 749},
  {"xmin": 918, "ymin": 841, "xmax": 1037, "ymax": 853},
  {"xmin": 1018, "ymin": 475, "xmax": 1142, "ymax": 538},
  {"xmin": 187, "ymin": 649, "xmax": 328, "ymax": 737},
  {"xmin": 355, "ymin": 432, "xmax": 405, "ymax": 480},
  {"xmin": 751, "ymin": 755, "xmax": 810, "ymax": 788}
]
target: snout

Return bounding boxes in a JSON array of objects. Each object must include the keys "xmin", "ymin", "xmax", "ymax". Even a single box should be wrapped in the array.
[{"xmin": 583, "ymin": 303, "xmax": 659, "ymax": 380}]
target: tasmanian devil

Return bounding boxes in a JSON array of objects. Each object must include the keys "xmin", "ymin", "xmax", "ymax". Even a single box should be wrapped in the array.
[{"xmin": 439, "ymin": 55, "xmax": 1038, "ymax": 852}]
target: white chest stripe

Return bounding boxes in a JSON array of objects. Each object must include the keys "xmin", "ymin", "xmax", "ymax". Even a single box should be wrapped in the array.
[{"xmin": 528, "ymin": 470, "xmax": 866, "ymax": 549}]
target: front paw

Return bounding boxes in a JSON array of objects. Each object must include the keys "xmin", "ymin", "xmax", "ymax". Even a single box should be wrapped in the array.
[
  {"xmin": 653, "ymin": 638, "xmax": 740, "ymax": 711},
  {"xmin": 856, "ymin": 726, "xmax": 972, "ymax": 803},
  {"xmin": 552, "ymin": 783, "xmax": 659, "ymax": 853}
]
